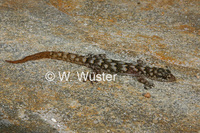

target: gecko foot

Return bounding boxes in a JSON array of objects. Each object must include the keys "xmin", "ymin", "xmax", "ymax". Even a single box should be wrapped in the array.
[
  {"xmin": 136, "ymin": 76, "xmax": 154, "ymax": 89},
  {"xmin": 83, "ymin": 72, "xmax": 98, "ymax": 84}
]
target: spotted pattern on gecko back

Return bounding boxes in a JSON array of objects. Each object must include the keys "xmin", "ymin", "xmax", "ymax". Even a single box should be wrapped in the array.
[{"xmin": 5, "ymin": 51, "xmax": 176, "ymax": 89}]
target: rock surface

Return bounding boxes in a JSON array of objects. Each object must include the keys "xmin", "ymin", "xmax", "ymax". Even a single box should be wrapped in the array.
[{"xmin": 0, "ymin": 0, "xmax": 200, "ymax": 132}]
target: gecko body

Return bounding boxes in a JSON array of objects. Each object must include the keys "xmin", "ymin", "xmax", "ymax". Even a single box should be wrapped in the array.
[{"xmin": 6, "ymin": 51, "xmax": 176, "ymax": 89}]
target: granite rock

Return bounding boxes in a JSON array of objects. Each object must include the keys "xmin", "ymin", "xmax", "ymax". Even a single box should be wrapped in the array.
[{"xmin": 0, "ymin": 0, "xmax": 200, "ymax": 132}]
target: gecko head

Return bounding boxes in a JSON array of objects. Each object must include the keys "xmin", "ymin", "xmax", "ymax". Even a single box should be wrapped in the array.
[
  {"xmin": 162, "ymin": 69, "xmax": 176, "ymax": 82},
  {"xmin": 145, "ymin": 67, "xmax": 176, "ymax": 82}
]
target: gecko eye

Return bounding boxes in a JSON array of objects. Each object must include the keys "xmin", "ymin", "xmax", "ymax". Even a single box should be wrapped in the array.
[
  {"xmin": 156, "ymin": 68, "xmax": 165, "ymax": 76},
  {"xmin": 166, "ymin": 69, "xmax": 171, "ymax": 73}
]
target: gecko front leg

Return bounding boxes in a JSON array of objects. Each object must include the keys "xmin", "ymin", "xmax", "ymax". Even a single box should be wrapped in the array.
[
  {"xmin": 82, "ymin": 63, "xmax": 103, "ymax": 84},
  {"xmin": 88, "ymin": 65, "xmax": 103, "ymax": 83},
  {"xmin": 136, "ymin": 76, "xmax": 154, "ymax": 89}
]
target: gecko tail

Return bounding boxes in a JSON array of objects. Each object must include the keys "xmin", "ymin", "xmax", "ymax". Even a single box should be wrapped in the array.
[{"xmin": 5, "ymin": 51, "xmax": 51, "ymax": 64}]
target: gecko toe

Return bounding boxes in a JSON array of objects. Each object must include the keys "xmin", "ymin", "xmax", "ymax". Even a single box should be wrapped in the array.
[{"xmin": 144, "ymin": 82, "xmax": 154, "ymax": 90}]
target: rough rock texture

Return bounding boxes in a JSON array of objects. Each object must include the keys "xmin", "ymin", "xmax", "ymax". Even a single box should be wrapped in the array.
[{"xmin": 0, "ymin": 0, "xmax": 200, "ymax": 132}]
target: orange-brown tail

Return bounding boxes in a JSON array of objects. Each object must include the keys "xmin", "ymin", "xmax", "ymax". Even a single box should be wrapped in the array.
[
  {"xmin": 5, "ymin": 51, "xmax": 87, "ymax": 65},
  {"xmin": 5, "ymin": 51, "xmax": 51, "ymax": 64}
]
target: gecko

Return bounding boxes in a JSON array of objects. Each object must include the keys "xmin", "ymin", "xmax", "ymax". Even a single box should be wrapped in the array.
[{"xmin": 5, "ymin": 51, "xmax": 176, "ymax": 89}]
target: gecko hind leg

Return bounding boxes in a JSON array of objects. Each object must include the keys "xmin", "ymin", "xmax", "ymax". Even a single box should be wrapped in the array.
[
  {"xmin": 136, "ymin": 76, "xmax": 154, "ymax": 89},
  {"xmin": 83, "ymin": 66, "xmax": 102, "ymax": 84},
  {"xmin": 82, "ymin": 72, "xmax": 97, "ymax": 84}
]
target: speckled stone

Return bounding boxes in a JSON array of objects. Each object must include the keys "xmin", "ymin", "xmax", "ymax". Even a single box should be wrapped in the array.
[{"xmin": 0, "ymin": 0, "xmax": 200, "ymax": 132}]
